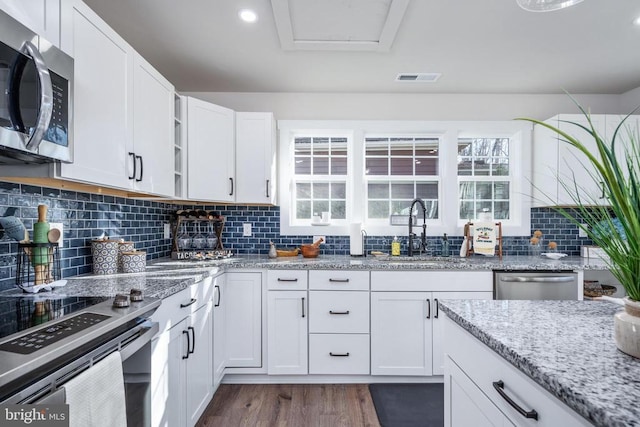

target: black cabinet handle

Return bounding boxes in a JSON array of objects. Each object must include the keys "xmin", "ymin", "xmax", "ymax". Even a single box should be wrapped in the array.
[
  {"xmin": 329, "ymin": 310, "xmax": 350, "ymax": 315},
  {"xmin": 180, "ymin": 298, "xmax": 197, "ymax": 308},
  {"xmin": 128, "ymin": 152, "xmax": 136, "ymax": 180},
  {"xmin": 182, "ymin": 330, "xmax": 190, "ymax": 359},
  {"xmin": 329, "ymin": 278, "xmax": 349, "ymax": 283},
  {"xmin": 215, "ymin": 285, "xmax": 221, "ymax": 307},
  {"xmin": 188, "ymin": 326, "xmax": 195, "ymax": 354},
  {"xmin": 329, "ymin": 352, "xmax": 350, "ymax": 357},
  {"xmin": 277, "ymin": 278, "xmax": 298, "ymax": 282},
  {"xmin": 229, "ymin": 177, "xmax": 234, "ymax": 196},
  {"xmin": 426, "ymin": 298, "xmax": 431, "ymax": 319},
  {"xmin": 599, "ymin": 181, "xmax": 605, "ymax": 199},
  {"xmin": 266, "ymin": 179, "xmax": 270, "ymax": 198},
  {"xmin": 136, "ymin": 155, "xmax": 143, "ymax": 182},
  {"xmin": 492, "ymin": 380, "xmax": 538, "ymax": 420},
  {"xmin": 434, "ymin": 298, "xmax": 439, "ymax": 319},
  {"xmin": 301, "ymin": 297, "xmax": 305, "ymax": 318}
]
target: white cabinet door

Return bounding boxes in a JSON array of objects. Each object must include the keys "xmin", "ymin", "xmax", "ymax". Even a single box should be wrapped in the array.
[
  {"xmin": 212, "ymin": 276, "xmax": 226, "ymax": 390},
  {"xmin": 225, "ymin": 272, "xmax": 262, "ymax": 368},
  {"xmin": 132, "ymin": 53, "xmax": 174, "ymax": 196},
  {"xmin": 235, "ymin": 112, "xmax": 276, "ymax": 204},
  {"xmin": 186, "ymin": 301, "xmax": 213, "ymax": 427},
  {"xmin": 432, "ymin": 291, "xmax": 492, "ymax": 376},
  {"xmin": 59, "ymin": 0, "xmax": 133, "ymax": 189},
  {"xmin": 186, "ymin": 97, "xmax": 235, "ymax": 202},
  {"xmin": 371, "ymin": 291, "xmax": 433, "ymax": 376},
  {"xmin": 167, "ymin": 318, "xmax": 188, "ymax": 427},
  {"xmin": 0, "ymin": 0, "xmax": 60, "ymax": 46},
  {"xmin": 267, "ymin": 290, "xmax": 308, "ymax": 375}
]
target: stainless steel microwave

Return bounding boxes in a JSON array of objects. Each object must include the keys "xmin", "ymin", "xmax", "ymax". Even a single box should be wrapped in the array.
[{"xmin": 0, "ymin": 9, "xmax": 73, "ymax": 164}]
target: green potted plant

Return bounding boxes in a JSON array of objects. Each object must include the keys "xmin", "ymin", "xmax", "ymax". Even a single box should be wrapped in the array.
[{"xmin": 518, "ymin": 102, "xmax": 640, "ymax": 359}]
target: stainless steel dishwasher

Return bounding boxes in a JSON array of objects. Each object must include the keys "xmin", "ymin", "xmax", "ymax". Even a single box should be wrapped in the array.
[{"xmin": 494, "ymin": 270, "xmax": 579, "ymax": 300}]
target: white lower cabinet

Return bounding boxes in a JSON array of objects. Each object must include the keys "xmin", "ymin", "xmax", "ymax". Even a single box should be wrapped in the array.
[
  {"xmin": 225, "ymin": 272, "xmax": 263, "ymax": 368},
  {"xmin": 308, "ymin": 333, "xmax": 369, "ymax": 375},
  {"xmin": 267, "ymin": 290, "xmax": 308, "ymax": 375},
  {"xmin": 370, "ymin": 271, "xmax": 493, "ymax": 376},
  {"xmin": 443, "ymin": 315, "xmax": 591, "ymax": 427},
  {"xmin": 151, "ymin": 277, "xmax": 214, "ymax": 427}
]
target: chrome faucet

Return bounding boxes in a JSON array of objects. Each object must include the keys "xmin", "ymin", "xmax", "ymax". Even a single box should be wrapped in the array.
[{"xmin": 408, "ymin": 198, "xmax": 427, "ymax": 256}]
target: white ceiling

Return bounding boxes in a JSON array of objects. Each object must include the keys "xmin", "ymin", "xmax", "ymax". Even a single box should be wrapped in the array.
[{"xmin": 82, "ymin": 0, "xmax": 640, "ymax": 94}]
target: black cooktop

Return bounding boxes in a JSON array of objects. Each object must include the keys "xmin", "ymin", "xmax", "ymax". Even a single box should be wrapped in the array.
[{"xmin": 0, "ymin": 296, "xmax": 111, "ymax": 341}]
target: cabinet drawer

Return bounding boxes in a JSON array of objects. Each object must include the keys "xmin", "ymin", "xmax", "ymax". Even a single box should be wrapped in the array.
[
  {"xmin": 151, "ymin": 276, "xmax": 214, "ymax": 333},
  {"xmin": 267, "ymin": 270, "xmax": 308, "ymax": 290},
  {"xmin": 371, "ymin": 271, "xmax": 492, "ymax": 292},
  {"xmin": 309, "ymin": 291, "xmax": 369, "ymax": 333},
  {"xmin": 309, "ymin": 270, "xmax": 369, "ymax": 291},
  {"xmin": 309, "ymin": 334, "xmax": 370, "ymax": 375}
]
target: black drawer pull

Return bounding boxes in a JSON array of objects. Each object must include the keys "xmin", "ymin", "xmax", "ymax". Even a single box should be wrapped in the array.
[
  {"xmin": 329, "ymin": 352, "xmax": 350, "ymax": 357},
  {"xmin": 426, "ymin": 298, "xmax": 431, "ymax": 319},
  {"xmin": 492, "ymin": 380, "xmax": 538, "ymax": 420},
  {"xmin": 182, "ymin": 330, "xmax": 190, "ymax": 359},
  {"xmin": 329, "ymin": 310, "xmax": 350, "ymax": 315},
  {"xmin": 301, "ymin": 297, "xmax": 305, "ymax": 318},
  {"xmin": 180, "ymin": 298, "xmax": 197, "ymax": 308},
  {"xmin": 434, "ymin": 298, "xmax": 439, "ymax": 318},
  {"xmin": 277, "ymin": 278, "xmax": 298, "ymax": 282},
  {"xmin": 329, "ymin": 278, "xmax": 349, "ymax": 283}
]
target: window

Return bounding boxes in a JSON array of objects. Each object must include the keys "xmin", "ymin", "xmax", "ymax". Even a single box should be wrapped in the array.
[
  {"xmin": 278, "ymin": 121, "xmax": 531, "ymax": 236},
  {"xmin": 365, "ymin": 136, "xmax": 440, "ymax": 221},
  {"xmin": 458, "ymin": 138, "xmax": 511, "ymax": 221}
]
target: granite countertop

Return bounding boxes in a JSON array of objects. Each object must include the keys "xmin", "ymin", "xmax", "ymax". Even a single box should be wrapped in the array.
[
  {"xmin": 439, "ymin": 299, "xmax": 639, "ymax": 427},
  {"xmin": 0, "ymin": 254, "xmax": 609, "ymax": 300}
]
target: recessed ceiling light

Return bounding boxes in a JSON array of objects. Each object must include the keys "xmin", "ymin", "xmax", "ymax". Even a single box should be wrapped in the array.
[{"xmin": 239, "ymin": 9, "xmax": 258, "ymax": 23}]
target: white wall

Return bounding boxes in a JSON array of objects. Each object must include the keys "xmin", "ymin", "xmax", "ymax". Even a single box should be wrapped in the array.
[
  {"xmin": 182, "ymin": 92, "xmax": 623, "ymax": 121},
  {"xmin": 620, "ymin": 86, "xmax": 640, "ymax": 113}
]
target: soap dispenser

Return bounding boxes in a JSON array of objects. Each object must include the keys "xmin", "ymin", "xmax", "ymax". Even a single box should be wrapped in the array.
[
  {"xmin": 268, "ymin": 241, "xmax": 277, "ymax": 258},
  {"xmin": 391, "ymin": 236, "xmax": 401, "ymax": 256},
  {"xmin": 441, "ymin": 233, "xmax": 450, "ymax": 257}
]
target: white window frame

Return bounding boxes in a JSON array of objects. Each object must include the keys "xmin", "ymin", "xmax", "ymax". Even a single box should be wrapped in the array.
[{"xmin": 278, "ymin": 120, "xmax": 532, "ymax": 236}]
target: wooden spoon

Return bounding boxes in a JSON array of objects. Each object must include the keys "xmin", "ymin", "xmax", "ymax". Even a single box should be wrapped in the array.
[
  {"xmin": 47, "ymin": 228, "xmax": 61, "ymax": 243},
  {"xmin": 312, "ymin": 237, "xmax": 324, "ymax": 248}
]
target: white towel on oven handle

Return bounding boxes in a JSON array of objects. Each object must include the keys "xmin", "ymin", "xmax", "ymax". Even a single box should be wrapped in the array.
[{"xmin": 63, "ymin": 351, "xmax": 127, "ymax": 427}]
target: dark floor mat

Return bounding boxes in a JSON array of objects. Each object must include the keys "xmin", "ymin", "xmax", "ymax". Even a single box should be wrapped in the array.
[{"xmin": 368, "ymin": 383, "xmax": 444, "ymax": 427}]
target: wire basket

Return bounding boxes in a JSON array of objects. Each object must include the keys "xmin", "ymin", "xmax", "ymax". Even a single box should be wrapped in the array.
[{"xmin": 16, "ymin": 243, "xmax": 61, "ymax": 290}]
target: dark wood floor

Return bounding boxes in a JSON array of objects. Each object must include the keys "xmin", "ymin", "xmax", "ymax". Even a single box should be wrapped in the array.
[{"xmin": 196, "ymin": 384, "xmax": 381, "ymax": 427}]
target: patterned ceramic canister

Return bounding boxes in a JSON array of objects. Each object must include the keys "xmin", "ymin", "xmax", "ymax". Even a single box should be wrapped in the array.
[
  {"xmin": 121, "ymin": 251, "xmax": 147, "ymax": 273},
  {"xmin": 91, "ymin": 240, "xmax": 119, "ymax": 274},
  {"xmin": 117, "ymin": 241, "xmax": 135, "ymax": 272}
]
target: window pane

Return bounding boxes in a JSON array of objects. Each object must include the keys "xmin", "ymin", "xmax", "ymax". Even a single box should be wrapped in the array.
[
  {"xmin": 366, "ymin": 138, "xmax": 388, "ymax": 156},
  {"xmin": 390, "ymin": 158, "xmax": 413, "ymax": 175},
  {"xmin": 296, "ymin": 183, "xmax": 311, "ymax": 199},
  {"xmin": 295, "ymin": 157, "xmax": 311, "ymax": 174},
  {"xmin": 313, "ymin": 157, "xmax": 329, "ymax": 175},
  {"xmin": 368, "ymin": 201, "xmax": 389, "ymax": 218},
  {"xmin": 424, "ymin": 200, "xmax": 438, "ymax": 219},
  {"xmin": 457, "ymin": 157, "xmax": 473, "ymax": 176},
  {"xmin": 415, "ymin": 158, "xmax": 438, "ymax": 175},
  {"xmin": 368, "ymin": 183, "xmax": 389, "ymax": 199},
  {"xmin": 477, "ymin": 201, "xmax": 492, "ymax": 216},
  {"xmin": 459, "ymin": 181, "xmax": 474, "ymax": 199},
  {"xmin": 313, "ymin": 201, "xmax": 329, "ymax": 215},
  {"xmin": 331, "ymin": 157, "xmax": 347, "ymax": 175},
  {"xmin": 366, "ymin": 157, "xmax": 388, "ymax": 175},
  {"xmin": 331, "ymin": 183, "xmax": 346, "ymax": 199},
  {"xmin": 459, "ymin": 201, "xmax": 474, "ymax": 220},
  {"xmin": 392, "ymin": 200, "xmax": 413, "ymax": 215},
  {"xmin": 476, "ymin": 182, "xmax": 492, "ymax": 200},
  {"xmin": 416, "ymin": 183, "xmax": 438, "ymax": 199},
  {"xmin": 294, "ymin": 137, "xmax": 311, "ymax": 155},
  {"xmin": 312, "ymin": 137, "xmax": 329, "ymax": 155},
  {"xmin": 492, "ymin": 161, "xmax": 509, "ymax": 176},
  {"xmin": 331, "ymin": 201, "xmax": 346, "ymax": 219},
  {"xmin": 494, "ymin": 182, "xmax": 509, "ymax": 199},
  {"xmin": 390, "ymin": 138, "xmax": 414, "ymax": 156},
  {"xmin": 314, "ymin": 183, "xmax": 330, "ymax": 199},
  {"xmin": 494, "ymin": 201, "xmax": 510, "ymax": 219},
  {"xmin": 296, "ymin": 201, "xmax": 311, "ymax": 219},
  {"xmin": 391, "ymin": 183, "xmax": 414, "ymax": 199},
  {"xmin": 474, "ymin": 159, "xmax": 490, "ymax": 176},
  {"xmin": 332, "ymin": 138, "xmax": 347, "ymax": 156}
]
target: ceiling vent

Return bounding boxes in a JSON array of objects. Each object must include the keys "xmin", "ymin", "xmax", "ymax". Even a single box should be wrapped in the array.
[{"xmin": 396, "ymin": 73, "xmax": 442, "ymax": 82}]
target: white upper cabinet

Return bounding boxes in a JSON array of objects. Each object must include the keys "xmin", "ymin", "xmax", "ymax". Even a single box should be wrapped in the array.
[
  {"xmin": 531, "ymin": 114, "xmax": 637, "ymax": 207},
  {"xmin": 0, "ymin": 0, "xmax": 60, "ymax": 46},
  {"xmin": 58, "ymin": 0, "xmax": 174, "ymax": 196},
  {"xmin": 58, "ymin": 0, "xmax": 134, "ymax": 190},
  {"xmin": 132, "ymin": 53, "xmax": 174, "ymax": 196},
  {"xmin": 186, "ymin": 97, "xmax": 235, "ymax": 202},
  {"xmin": 235, "ymin": 112, "xmax": 277, "ymax": 204}
]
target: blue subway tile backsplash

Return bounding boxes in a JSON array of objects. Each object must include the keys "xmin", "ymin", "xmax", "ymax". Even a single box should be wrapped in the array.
[{"xmin": 0, "ymin": 181, "xmax": 593, "ymax": 292}]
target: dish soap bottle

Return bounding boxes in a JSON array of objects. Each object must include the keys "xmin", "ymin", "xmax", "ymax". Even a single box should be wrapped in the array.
[
  {"xmin": 441, "ymin": 233, "xmax": 450, "ymax": 257},
  {"xmin": 391, "ymin": 236, "xmax": 401, "ymax": 256},
  {"xmin": 268, "ymin": 241, "xmax": 277, "ymax": 258}
]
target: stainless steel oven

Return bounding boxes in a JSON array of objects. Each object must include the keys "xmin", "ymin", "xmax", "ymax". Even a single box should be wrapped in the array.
[
  {"xmin": 0, "ymin": 9, "xmax": 73, "ymax": 164},
  {"xmin": 494, "ymin": 270, "xmax": 580, "ymax": 300},
  {"xmin": 0, "ymin": 296, "xmax": 160, "ymax": 427}
]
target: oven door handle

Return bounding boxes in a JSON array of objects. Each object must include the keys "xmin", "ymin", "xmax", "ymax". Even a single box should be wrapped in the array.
[
  {"xmin": 499, "ymin": 276, "xmax": 575, "ymax": 283},
  {"xmin": 120, "ymin": 321, "xmax": 159, "ymax": 361},
  {"xmin": 21, "ymin": 41, "xmax": 54, "ymax": 151}
]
